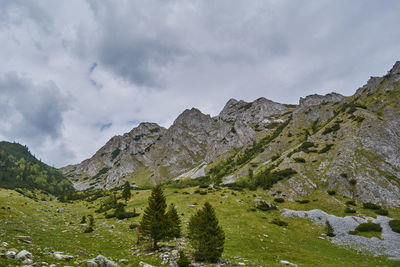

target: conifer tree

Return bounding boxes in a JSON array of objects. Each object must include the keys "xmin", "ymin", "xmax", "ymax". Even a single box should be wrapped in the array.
[
  {"xmin": 188, "ymin": 202, "xmax": 225, "ymax": 262},
  {"xmin": 166, "ymin": 203, "xmax": 181, "ymax": 239},
  {"xmin": 326, "ymin": 220, "xmax": 335, "ymax": 237},
  {"xmin": 139, "ymin": 185, "xmax": 168, "ymax": 249},
  {"xmin": 122, "ymin": 181, "xmax": 132, "ymax": 202}
]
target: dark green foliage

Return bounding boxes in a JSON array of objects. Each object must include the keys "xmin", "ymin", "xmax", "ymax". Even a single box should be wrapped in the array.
[
  {"xmin": 363, "ymin": 202, "xmax": 381, "ymax": 210},
  {"xmin": 346, "ymin": 200, "xmax": 356, "ymax": 206},
  {"xmin": 84, "ymin": 215, "xmax": 94, "ymax": 233},
  {"xmin": 254, "ymin": 168, "xmax": 297, "ymax": 190},
  {"xmin": 166, "ymin": 204, "xmax": 181, "ymax": 239},
  {"xmin": 105, "ymin": 202, "xmax": 140, "ymax": 220},
  {"xmin": 140, "ymin": 185, "xmax": 168, "ymax": 249},
  {"xmin": 80, "ymin": 216, "xmax": 86, "ymax": 224},
  {"xmin": 176, "ymin": 251, "xmax": 191, "ymax": 267},
  {"xmin": 349, "ymin": 179, "xmax": 357, "ymax": 186},
  {"xmin": 354, "ymin": 223, "xmax": 382, "ymax": 233},
  {"xmin": 298, "ymin": 141, "xmax": 317, "ymax": 153},
  {"xmin": 345, "ymin": 207, "xmax": 356, "ymax": 214},
  {"xmin": 270, "ymin": 218, "xmax": 288, "ymax": 226},
  {"xmin": 340, "ymin": 173, "xmax": 348, "ymax": 178},
  {"xmin": 389, "ymin": 220, "xmax": 400, "ymax": 233},
  {"xmin": 294, "ymin": 157, "xmax": 306, "ymax": 163},
  {"xmin": 318, "ymin": 144, "xmax": 334, "ymax": 154},
  {"xmin": 111, "ymin": 148, "xmax": 121, "ymax": 160},
  {"xmin": 271, "ymin": 154, "xmax": 280, "ymax": 161},
  {"xmin": 327, "ymin": 190, "xmax": 336, "ymax": 196},
  {"xmin": 92, "ymin": 166, "xmax": 111, "ymax": 181},
  {"xmin": 188, "ymin": 202, "xmax": 225, "ymax": 263},
  {"xmin": 0, "ymin": 141, "xmax": 74, "ymax": 196},
  {"xmin": 274, "ymin": 198, "xmax": 285, "ymax": 203},
  {"xmin": 322, "ymin": 123, "xmax": 340, "ymax": 135},
  {"xmin": 256, "ymin": 201, "xmax": 277, "ymax": 211},
  {"xmin": 296, "ymin": 199, "xmax": 310, "ymax": 204},
  {"xmin": 122, "ymin": 181, "xmax": 132, "ymax": 202},
  {"xmin": 374, "ymin": 209, "xmax": 389, "ymax": 216},
  {"xmin": 129, "ymin": 223, "xmax": 139, "ymax": 229},
  {"xmin": 165, "ymin": 175, "xmax": 212, "ymax": 189},
  {"xmin": 199, "ymin": 191, "xmax": 208, "ymax": 195},
  {"xmin": 326, "ymin": 220, "xmax": 335, "ymax": 237},
  {"xmin": 353, "ymin": 116, "xmax": 365, "ymax": 123}
]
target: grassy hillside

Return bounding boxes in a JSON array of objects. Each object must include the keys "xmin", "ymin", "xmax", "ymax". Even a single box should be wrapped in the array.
[
  {"xmin": 0, "ymin": 141, "xmax": 74, "ymax": 196},
  {"xmin": 0, "ymin": 186, "xmax": 398, "ymax": 266}
]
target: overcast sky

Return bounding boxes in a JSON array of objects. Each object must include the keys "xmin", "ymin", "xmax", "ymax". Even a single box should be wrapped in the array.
[{"xmin": 0, "ymin": 0, "xmax": 399, "ymax": 167}]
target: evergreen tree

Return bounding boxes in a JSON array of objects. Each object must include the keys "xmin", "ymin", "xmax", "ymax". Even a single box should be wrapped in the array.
[
  {"xmin": 84, "ymin": 215, "xmax": 94, "ymax": 233},
  {"xmin": 176, "ymin": 250, "xmax": 191, "ymax": 267},
  {"xmin": 80, "ymin": 215, "xmax": 86, "ymax": 224},
  {"xmin": 166, "ymin": 203, "xmax": 181, "ymax": 239},
  {"xmin": 188, "ymin": 202, "xmax": 225, "ymax": 262},
  {"xmin": 326, "ymin": 220, "xmax": 335, "ymax": 237},
  {"xmin": 122, "ymin": 181, "xmax": 132, "ymax": 202},
  {"xmin": 139, "ymin": 185, "xmax": 168, "ymax": 250}
]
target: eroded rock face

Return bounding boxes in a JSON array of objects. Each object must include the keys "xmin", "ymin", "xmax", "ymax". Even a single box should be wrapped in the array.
[{"xmin": 297, "ymin": 93, "xmax": 345, "ymax": 111}]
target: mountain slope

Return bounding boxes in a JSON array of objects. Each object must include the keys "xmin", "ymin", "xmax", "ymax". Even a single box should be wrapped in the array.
[
  {"xmin": 62, "ymin": 61, "xmax": 400, "ymax": 208},
  {"xmin": 0, "ymin": 141, "xmax": 74, "ymax": 195}
]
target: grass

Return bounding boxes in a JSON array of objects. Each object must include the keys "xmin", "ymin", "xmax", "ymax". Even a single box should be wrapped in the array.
[{"xmin": 0, "ymin": 187, "xmax": 398, "ymax": 267}]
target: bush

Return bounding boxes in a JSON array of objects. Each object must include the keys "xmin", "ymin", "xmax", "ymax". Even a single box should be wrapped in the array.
[
  {"xmin": 389, "ymin": 220, "xmax": 400, "ymax": 234},
  {"xmin": 374, "ymin": 209, "xmax": 389, "ymax": 216},
  {"xmin": 354, "ymin": 222, "xmax": 382, "ymax": 232},
  {"xmin": 363, "ymin": 202, "xmax": 381, "ymax": 210},
  {"xmin": 270, "ymin": 218, "xmax": 288, "ymax": 226},
  {"xmin": 327, "ymin": 190, "xmax": 336, "ymax": 196},
  {"xmin": 273, "ymin": 198, "xmax": 285, "ymax": 203},
  {"xmin": 129, "ymin": 223, "xmax": 139, "ymax": 229},
  {"xmin": 318, "ymin": 144, "xmax": 334, "ymax": 154},
  {"xmin": 296, "ymin": 199, "xmax": 310, "ymax": 204},
  {"xmin": 345, "ymin": 207, "xmax": 356, "ymax": 214},
  {"xmin": 294, "ymin": 157, "xmax": 306, "ymax": 163},
  {"xmin": 349, "ymin": 179, "xmax": 357, "ymax": 186},
  {"xmin": 346, "ymin": 200, "xmax": 356, "ymax": 206},
  {"xmin": 176, "ymin": 251, "xmax": 191, "ymax": 267},
  {"xmin": 322, "ymin": 123, "xmax": 340, "ymax": 135},
  {"xmin": 256, "ymin": 201, "xmax": 277, "ymax": 211},
  {"xmin": 199, "ymin": 191, "xmax": 208, "ymax": 195}
]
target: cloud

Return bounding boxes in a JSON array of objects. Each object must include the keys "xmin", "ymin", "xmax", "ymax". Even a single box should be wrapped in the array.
[
  {"xmin": 0, "ymin": 72, "xmax": 71, "ymax": 156},
  {"xmin": 0, "ymin": 0, "xmax": 400, "ymax": 167}
]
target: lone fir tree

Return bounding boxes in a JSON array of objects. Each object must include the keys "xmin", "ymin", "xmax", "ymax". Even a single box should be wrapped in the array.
[
  {"xmin": 139, "ymin": 185, "xmax": 168, "ymax": 249},
  {"xmin": 166, "ymin": 203, "xmax": 181, "ymax": 239},
  {"xmin": 188, "ymin": 202, "xmax": 225, "ymax": 262},
  {"xmin": 122, "ymin": 181, "xmax": 132, "ymax": 202}
]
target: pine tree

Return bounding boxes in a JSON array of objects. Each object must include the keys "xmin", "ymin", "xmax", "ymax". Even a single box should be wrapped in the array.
[
  {"xmin": 166, "ymin": 203, "xmax": 181, "ymax": 239},
  {"xmin": 176, "ymin": 250, "xmax": 191, "ymax": 267},
  {"xmin": 139, "ymin": 185, "xmax": 168, "ymax": 250},
  {"xmin": 326, "ymin": 220, "xmax": 335, "ymax": 237},
  {"xmin": 84, "ymin": 215, "xmax": 94, "ymax": 233},
  {"xmin": 122, "ymin": 181, "xmax": 132, "ymax": 202},
  {"xmin": 188, "ymin": 202, "xmax": 225, "ymax": 263}
]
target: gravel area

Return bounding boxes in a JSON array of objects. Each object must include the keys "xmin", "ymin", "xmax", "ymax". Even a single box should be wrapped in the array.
[{"xmin": 282, "ymin": 209, "xmax": 400, "ymax": 260}]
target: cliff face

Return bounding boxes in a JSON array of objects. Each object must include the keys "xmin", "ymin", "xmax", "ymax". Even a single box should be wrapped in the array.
[{"xmin": 62, "ymin": 61, "xmax": 400, "ymax": 208}]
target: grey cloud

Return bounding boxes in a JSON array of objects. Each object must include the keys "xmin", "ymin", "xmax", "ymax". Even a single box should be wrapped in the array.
[{"xmin": 0, "ymin": 72, "xmax": 70, "ymax": 144}]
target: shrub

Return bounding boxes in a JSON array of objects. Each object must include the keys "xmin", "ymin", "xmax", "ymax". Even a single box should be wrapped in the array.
[
  {"xmin": 340, "ymin": 173, "xmax": 348, "ymax": 178},
  {"xmin": 199, "ymin": 185, "xmax": 208, "ymax": 189},
  {"xmin": 129, "ymin": 223, "xmax": 139, "ymax": 229},
  {"xmin": 294, "ymin": 157, "xmax": 306, "ymax": 163},
  {"xmin": 176, "ymin": 251, "xmax": 191, "ymax": 267},
  {"xmin": 84, "ymin": 215, "xmax": 94, "ymax": 233},
  {"xmin": 374, "ymin": 209, "xmax": 389, "ymax": 216},
  {"xmin": 349, "ymin": 179, "xmax": 357, "ymax": 186},
  {"xmin": 346, "ymin": 200, "xmax": 356, "ymax": 206},
  {"xmin": 354, "ymin": 222, "xmax": 382, "ymax": 232},
  {"xmin": 389, "ymin": 220, "xmax": 400, "ymax": 233},
  {"xmin": 296, "ymin": 199, "xmax": 310, "ymax": 204},
  {"xmin": 274, "ymin": 198, "xmax": 285, "ymax": 203},
  {"xmin": 318, "ymin": 144, "xmax": 334, "ymax": 154},
  {"xmin": 256, "ymin": 201, "xmax": 277, "ymax": 211},
  {"xmin": 327, "ymin": 190, "xmax": 336, "ymax": 196},
  {"xmin": 80, "ymin": 216, "xmax": 86, "ymax": 224},
  {"xmin": 322, "ymin": 123, "xmax": 340, "ymax": 135},
  {"xmin": 199, "ymin": 191, "xmax": 208, "ymax": 195},
  {"xmin": 363, "ymin": 202, "xmax": 381, "ymax": 210},
  {"xmin": 270, "ymin": 218, "xmax": 288, "ymax": 226},
  {"xmin": 345, "ymin": 207, "xmax": 356, "ymax": 214}
]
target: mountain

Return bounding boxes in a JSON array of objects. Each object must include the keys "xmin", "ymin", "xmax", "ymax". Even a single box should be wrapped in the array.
[
  {"xmin": 0, "ymin": 141, "xmax": 74, "ymax": 195},
  {"xmin": 62, "ymin": 61, "xmax": 400, "ymax": 208}
]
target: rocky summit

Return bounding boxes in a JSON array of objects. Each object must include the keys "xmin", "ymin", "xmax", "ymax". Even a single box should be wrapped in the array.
[{"xmin": 62, "ymin": 61, "xmax": 400, "ymax": 208}]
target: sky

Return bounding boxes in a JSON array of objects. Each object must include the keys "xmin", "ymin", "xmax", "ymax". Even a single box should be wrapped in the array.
[{"xmin": 0, "ymin": 0, "xmax": 399, "ymax": 167}]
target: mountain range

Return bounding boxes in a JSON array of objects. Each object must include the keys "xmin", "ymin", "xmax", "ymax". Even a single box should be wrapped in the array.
[{"xmin": 58, "ymin": 61, "xmax": 400, "ymax": 208}]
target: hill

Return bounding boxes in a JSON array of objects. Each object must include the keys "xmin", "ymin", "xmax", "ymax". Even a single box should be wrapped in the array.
[{"xmin": 0, "ymin": 141, "xmax": 74, "ymax": 196}]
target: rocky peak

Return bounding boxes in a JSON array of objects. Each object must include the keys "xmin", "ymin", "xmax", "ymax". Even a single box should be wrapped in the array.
[
  {"xmin": 389, "ymin": 61, "xmax": 400, "ymax": 75},
  {"xmin": 218, "ymin": 97, "xmax": 288, "ymax": 123},
  {"xmin": 298, "ymin": 93, "xmax": 345, "ymax": 109},
  {"xmin": 127, "ymin": 122, "xmax": 165, "ymax": 137},
  {"xmin": 173, "ymin": 108, "xmax": 212, "ymax": 127}
]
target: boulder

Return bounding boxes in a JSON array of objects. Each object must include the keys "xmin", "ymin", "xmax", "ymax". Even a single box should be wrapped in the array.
[
  {"xmin": 139, "ymin": 262, "xmax": 155, "ymax": 267},
  {"xmin": 5, "ymin": 250, "xmax": 16, "ymax": 259},
  {"xmin": 53, "ymin": 251, "xmax": 74, "ymax": 260},
  {"xmin": 119, "ymin": 259, "xmax": 128, "ymax": 265},
  {"xmin": 16, "ymin": 250, "xmax": 33, "ymax": 262},
  {"xmin": 86, "ymin": 254, "xmax": 118, "ymax": 267}
]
